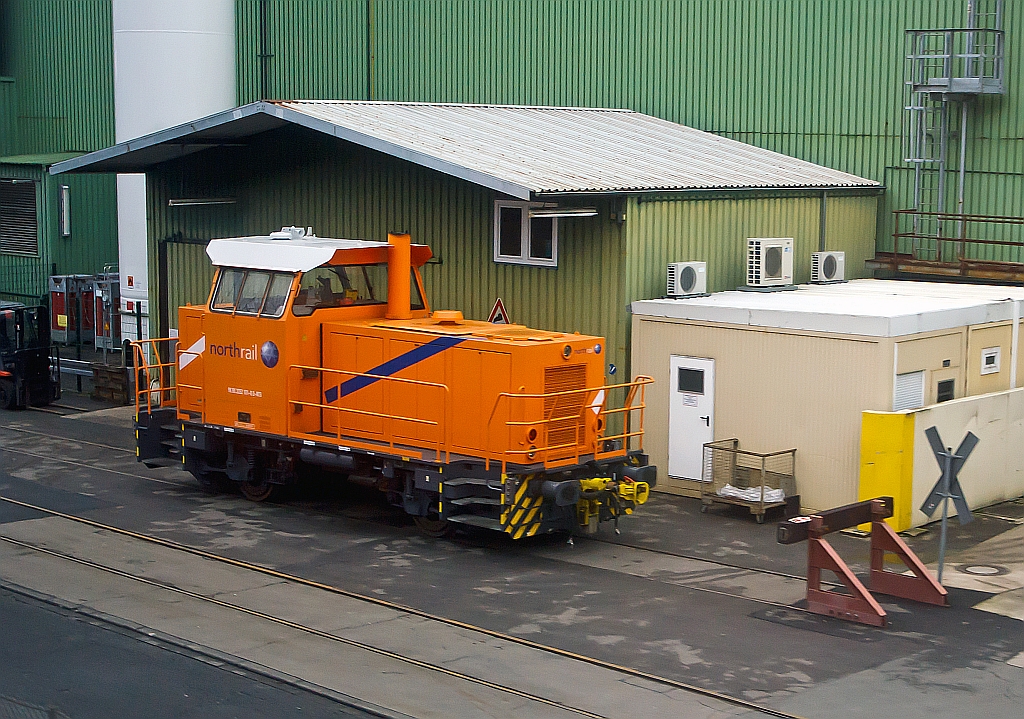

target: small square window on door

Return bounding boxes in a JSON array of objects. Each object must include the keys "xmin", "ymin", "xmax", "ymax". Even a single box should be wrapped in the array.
[
  {"xmin": 980, "ymin": 346, "xmax": 1001, "ymax": 375},
  {"xmin": 677, "ymin": 367, "xmax": 704, "ymax": 395}
]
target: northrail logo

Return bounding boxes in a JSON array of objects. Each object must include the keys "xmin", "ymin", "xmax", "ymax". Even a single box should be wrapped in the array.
[
  {"xmin": 210, "ymin": 341, "xmax": 259, "ymax": 360},
  {"xmin": 178, "ymin": 336, "xmax": 279, "ymax": 370}
]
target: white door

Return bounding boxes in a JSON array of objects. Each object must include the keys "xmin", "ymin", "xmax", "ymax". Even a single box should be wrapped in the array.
[{"xmin": 668, "ymin": 356, "xmax": 715, "ymax": 481}]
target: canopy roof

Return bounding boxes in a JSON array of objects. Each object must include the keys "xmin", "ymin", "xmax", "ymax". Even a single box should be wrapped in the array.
[{"xmin": 51, "ymin": 101, "xmax": 879, "ymax": 200}]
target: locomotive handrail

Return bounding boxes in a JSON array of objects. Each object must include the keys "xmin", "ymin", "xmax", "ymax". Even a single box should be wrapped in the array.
[
  {"xmin": 484, "ymin": 375, "xmax": 653, "ymax": 473},
  {"xmin": 130, "ymin": 338, "xmax": 180, "ymax": 415},
  {"xmin": 175, "ymin": 346, "xmax": 205, "ymax": 423},
  {"xmin": 285, "ymin": 363, "xmax": 453, "ymax": 462}
]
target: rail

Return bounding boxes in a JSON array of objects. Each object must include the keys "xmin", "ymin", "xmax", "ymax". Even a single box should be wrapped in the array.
[
  {"xmin": 285, "ymin": 364, "xmax": 452, "ymax": 462},
  {"xmin": 129, "ymin": 337, "xmax": 179, "ymax": 415},
  {"xmin": 484, "ymin": 376, "xmax": 653, "ymax": 473},
  {"xmin": 888, "ymin": 210, "xmax": 1024, "ymax": 272}
]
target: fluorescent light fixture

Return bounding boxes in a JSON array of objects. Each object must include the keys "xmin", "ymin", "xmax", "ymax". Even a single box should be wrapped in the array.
[
  {"xmin": 59, "ymin": 185, "xmax": 71, "ymax": 236},
  {"xmin": 168, "ymin": 197, "xmax": 237, "ymax": 207},
  {"xmin": 528, "ymin": 206, "xmax": 598, "ymax": 218}
]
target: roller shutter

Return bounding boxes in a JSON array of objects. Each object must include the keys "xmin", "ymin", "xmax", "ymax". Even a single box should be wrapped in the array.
[
  {"xmin": 893, "ymin": 370, "xmax": 925, "ymax": 411},
  {"xmin": 0, "ymin": 180, "xmax": 39, "ymax": 256}
]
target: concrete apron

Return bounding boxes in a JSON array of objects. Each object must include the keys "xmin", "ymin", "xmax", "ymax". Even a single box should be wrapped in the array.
[
  {"xmin": 928, "ymin": 523, "xmax": 1024, "ymax": 627},
  {"xmin": 0, "ymin": 516, "xmax": 763, "ymax": 719}
]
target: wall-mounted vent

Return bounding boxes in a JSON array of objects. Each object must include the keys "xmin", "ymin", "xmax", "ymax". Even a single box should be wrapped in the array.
[{"xmin": 0, "ymin": 180, "xmax": 39, "ymax": 256}]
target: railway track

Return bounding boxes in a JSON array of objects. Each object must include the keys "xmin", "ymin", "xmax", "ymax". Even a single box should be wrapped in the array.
[
  {"xmin": 0, "ymin": 431, "xmax": 820, "ymax": 606},
  {"xmin": 0, "ymin": 494, "xmax": 806, "ymax": 719}
]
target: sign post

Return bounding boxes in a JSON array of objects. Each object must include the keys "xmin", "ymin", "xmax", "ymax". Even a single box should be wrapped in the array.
[{"xmin": 919, "ymin": 426, "xmax": 977, "ymax": 583}]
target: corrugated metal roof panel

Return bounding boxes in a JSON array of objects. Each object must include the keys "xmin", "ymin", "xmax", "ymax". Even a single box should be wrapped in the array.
[
  {"xmin": 52, "ymin": 100, "xmax": 878, "ymax": 195},
  {"xmin": 277, "ymin": 100, "xmax": 879, "ymax": 194}
]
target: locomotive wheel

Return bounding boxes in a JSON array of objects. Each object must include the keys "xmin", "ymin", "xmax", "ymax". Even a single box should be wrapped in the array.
[
  {"xmin": 0, "ymin": 379, "xmax": 16, "ymax": 411},
  {"xmin": 413, "ymin": 515, "xmax": 454, "ymax": 538},
  {"xmin": 240, "ymin": 477, "xmax": 277, "ymax": 502}
]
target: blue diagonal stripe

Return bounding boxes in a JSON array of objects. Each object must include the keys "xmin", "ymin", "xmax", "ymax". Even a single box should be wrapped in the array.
[{"xmin": 324, "ymin": 335, "xmax": 467, "ymax": 404}]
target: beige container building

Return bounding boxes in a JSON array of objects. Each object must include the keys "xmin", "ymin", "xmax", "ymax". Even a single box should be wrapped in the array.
[{"xmin": 631, "ymin": 279, "xmax": 1024, "ymax": 512}]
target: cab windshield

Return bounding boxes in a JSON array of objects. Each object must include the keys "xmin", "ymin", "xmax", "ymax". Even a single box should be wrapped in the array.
[
  {"xmin": 210, "ymin": 269, "xmax": 295, "ymax": 318},
  {"xmin": 292, "ymin": 263, "xmax": 425, "ymax": 316}
]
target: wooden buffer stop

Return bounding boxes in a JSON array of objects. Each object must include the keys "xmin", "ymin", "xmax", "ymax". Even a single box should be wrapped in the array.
[{"xmin": 777, "ymin": 497, "xmax": 948, "ymax": 627}]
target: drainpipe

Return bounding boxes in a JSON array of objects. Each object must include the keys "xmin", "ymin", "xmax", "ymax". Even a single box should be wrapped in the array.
[
  {"xmin": 1011, "ymin": 299, "xmax": 1020, "ymax": 389},
  {"xmin": 366, "ymin": 0, "xmax": 376, "ymax": 100},
  {"xmin": 819, "ymin": 190, "xmax": 827, "ymax": 252},
  {"xmin": 259, "ymin": 0, "xmax": 271, "ymax": 100},
  {"xmin": 386, "ymin": 232, "xmax": 412, "ymax": 320}
]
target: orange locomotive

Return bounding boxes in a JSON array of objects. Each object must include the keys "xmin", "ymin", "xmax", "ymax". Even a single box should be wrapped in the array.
[{"xmin": 133, "ymin": 227, "xmax": 655, "ymax": 538}]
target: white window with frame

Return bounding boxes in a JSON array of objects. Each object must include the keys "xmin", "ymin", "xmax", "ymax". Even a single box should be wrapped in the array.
[
  {"xmin": 980, "ymin": 346, "xmax": 1001, "ymax": 375},
  {"xmin": 493, "ymin": 200, "xmax": 557, "ymax": 267}
]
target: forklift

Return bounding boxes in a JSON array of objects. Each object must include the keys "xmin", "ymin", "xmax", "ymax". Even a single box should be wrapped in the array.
[{"xmin": 0, "ymin": 301, "xmax": 61, "ymax": 410}]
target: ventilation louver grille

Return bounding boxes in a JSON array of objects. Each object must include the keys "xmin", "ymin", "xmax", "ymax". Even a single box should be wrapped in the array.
[
  {"xmin": 0, "ymin": 181, "xmax": 38, "ymax": 256},
  {"xmin": 544, "ymin": 364, "xmax": 587, "ymax": 456}
]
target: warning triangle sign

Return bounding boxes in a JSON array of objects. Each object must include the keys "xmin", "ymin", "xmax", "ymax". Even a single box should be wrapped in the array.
[{"xmin": 487, "ymin": 298, "xmax": 509, "ymax": 324}]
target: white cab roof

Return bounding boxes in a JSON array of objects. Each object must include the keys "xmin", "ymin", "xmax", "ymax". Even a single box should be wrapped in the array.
[
  {"xmin": 206, "ymin": 232, "xmax": 388, "ymax": 272},
  {"xmin": 631, "ymin": 279, "xmax": 1024, "ymax": 337}
]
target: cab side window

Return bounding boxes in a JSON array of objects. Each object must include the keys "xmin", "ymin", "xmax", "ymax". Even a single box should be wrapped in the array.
[{"xmin": 293, "ymin": 264, "xmax": 389, "ymax": 315}]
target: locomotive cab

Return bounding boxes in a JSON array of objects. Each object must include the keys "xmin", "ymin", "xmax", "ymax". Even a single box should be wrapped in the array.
[{"xmin": 134, "ymin": 227, "xmax": 656, "ymax": 536}]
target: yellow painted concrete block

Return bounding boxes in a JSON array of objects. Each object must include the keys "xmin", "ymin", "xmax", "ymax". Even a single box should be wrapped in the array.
[{"xmin": 859, "ymin": 411, "xmax": 915, "ymax": 532}]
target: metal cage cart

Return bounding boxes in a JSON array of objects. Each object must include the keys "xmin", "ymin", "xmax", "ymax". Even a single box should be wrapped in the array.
[{"xmin": 701, "ymin": 439, "xmax": 798, "ymax": 523}]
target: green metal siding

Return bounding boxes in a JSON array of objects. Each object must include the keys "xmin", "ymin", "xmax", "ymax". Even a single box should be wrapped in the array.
[
  {"xmin": 0, "ymin": 1, "xmax": 117, "ymax": 302},
  {"xmin": 8, "ymin": 0, "xmax": 114, "ymax": 154},
  {"xmin": 0, "ymin": 162, "xmax": 46, "ymax": 301},
  {"xmin": 0, "ymin": 162, "xmax": 118, "ymax": 301},
  {"xmin": 0, "ymin": 79, "xmax": 15, "ymax": 156},
  {"xmin": 145, "ymin": 130, "xmax": 630, "ymax": 377},
  {"xmin": 242, "ymin": 0, "xmax": 1024, "ymax": 256},
  {"xmin": 621, "ymin": 192, "xmax": 878, "ymax": 303},
  {"xmin": 235, "ymin": 0, "xmax": 369, "ymax": 102},
  {"xmin": 142, "ymin": 128, "xmax": 878, "ymax": 381}
]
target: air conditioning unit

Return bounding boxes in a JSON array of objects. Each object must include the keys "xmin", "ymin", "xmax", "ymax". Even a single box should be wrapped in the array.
[
  {"xmin": 747, "ymin": 238, "xmax": 794, "ymax": 287},
  {"xmin": 811, "ymin": 251, "xmax": 846, "ymax": 283},
  {"xmin": 667, "ymin": 261, "xmax": 707, "ymax": 297}
]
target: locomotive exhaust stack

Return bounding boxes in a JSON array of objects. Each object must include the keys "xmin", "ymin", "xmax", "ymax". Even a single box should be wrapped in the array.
[{"xmin": 130, "ymin": 227, "xmax": 655, "ymax": 539}]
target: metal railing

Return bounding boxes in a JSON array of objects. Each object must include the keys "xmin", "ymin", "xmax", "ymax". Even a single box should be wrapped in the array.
[
  {"xmin": 129, "ymin": 338, "xmax": 179, "ymax": 415},
  {"xmin": 484, "ymin": 376, "xmax": 653, "ymax": 473},
  {"xmin": 286, "ymin": 364, "xmax": 453, "ymax": 462},
  {"xmin": 891, "ymin": 209, "xmax": 1024, "ymax": 266},
  {"xmin": 905, "ymin": 28, "xmax": 1004, "ymax": 96}
]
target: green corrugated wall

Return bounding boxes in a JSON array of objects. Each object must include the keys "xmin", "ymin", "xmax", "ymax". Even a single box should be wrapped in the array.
[
  {"xmin": 622, "ymin": 193, "xmax": 878, "ymax": 301},
  {"xmin": 236, "ymin": 0, "xmax": 1024, "ymax": 253},
  {"xmin": 0, "ymin": 0, "xmax": 118, "ymax": 301},
  {"xmin": 8, "ymin": 0, "xmax": 114, "ymax": 154},
  {"xmin": 143, "ymin": 129, "xmax": 877, "ymax": 378},
  {"xmin": 145, "ymin": 130, "xmax": 632, "ymax": 376}
]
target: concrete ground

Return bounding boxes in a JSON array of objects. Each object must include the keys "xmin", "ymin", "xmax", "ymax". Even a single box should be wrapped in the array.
[
  {"xmin": 2, "ymin": 395, "xmax": 1024, "ymax": 718},
  {"xmin": 0, "ymin": 587, "xmax": 371, "ymax": 719}
]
